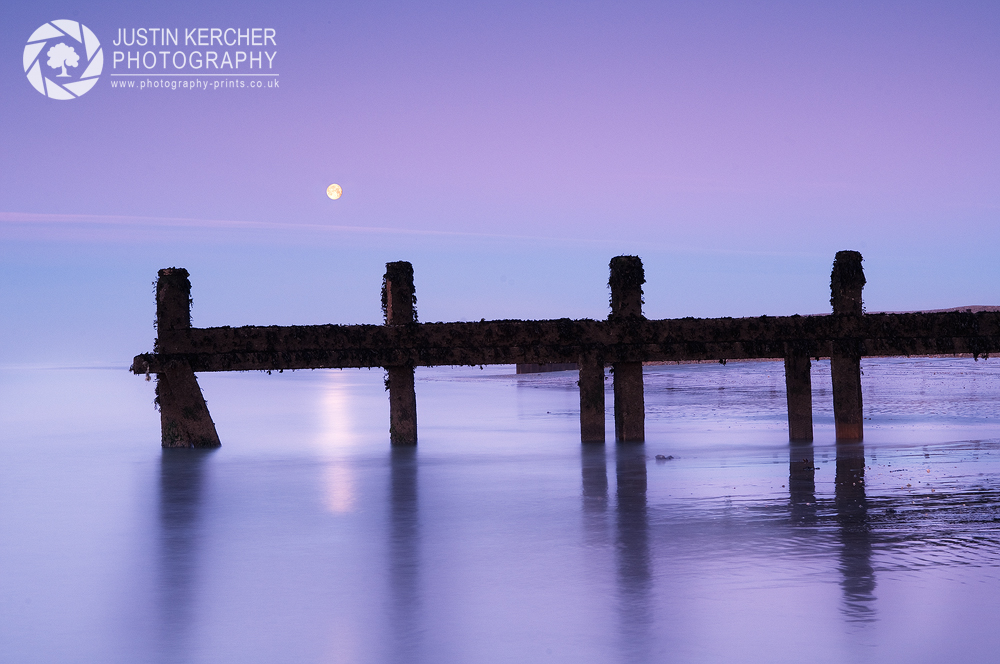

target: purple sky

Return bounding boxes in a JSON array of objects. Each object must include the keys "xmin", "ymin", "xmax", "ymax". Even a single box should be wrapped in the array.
[{"xmin": 1, "ymin": 1, "xmax": 998, "ymax": 365}]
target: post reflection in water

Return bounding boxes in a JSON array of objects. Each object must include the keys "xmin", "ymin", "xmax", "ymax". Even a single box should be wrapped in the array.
[
  {"xmin": 580, "ymin": 443, "xmax": 609, "ymax": 545},
  {"xmin": 835, "ymin": 441, "xmax": 876, "ymax": 622},
  {"xmin": 614, "ymin": 444, "xmax": 652, "ymax": 660},
  {"xmin": 789, "ymin": 440, "xmax": 876, "ymax": 622},
  {"xmin": 157, "ymin": 448, "xmax": 214, "ymax": 661},
  {"xmin": 788, "ymin": 442, "xmax": 817, "ymax": 525},
  {"xmin": 388, "ymin": 446, "xmax": 422, "ymax": 659}
]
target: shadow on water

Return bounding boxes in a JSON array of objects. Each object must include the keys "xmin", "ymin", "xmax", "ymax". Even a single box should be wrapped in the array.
[
  {"xmin": 157, "ymin": 448, "xmax": 215, "ymax": 661},
  {"xmin": 615, "ymin": 444, "xmax": 651, "ymax": 660},
  {"xmin": 388, "ymin": 446, "xmax": 421, "ymax": 659},
  {"xmin": 835, "ymin": 441, "xmax": 876, "ymax": 623}
]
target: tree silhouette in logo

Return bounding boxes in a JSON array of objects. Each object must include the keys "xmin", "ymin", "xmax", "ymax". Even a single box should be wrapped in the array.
[{"xmin": 46, "ymin": 42, "xmax": 79, "ymax": 77}]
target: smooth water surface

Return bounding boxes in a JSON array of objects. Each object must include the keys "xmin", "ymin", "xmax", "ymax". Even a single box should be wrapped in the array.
[{"xmin": 2, "ymin": 358, "xmax": 1000, "ymax": 663}]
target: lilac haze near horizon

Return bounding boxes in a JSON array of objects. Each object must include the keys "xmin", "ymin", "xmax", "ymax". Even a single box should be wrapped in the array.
[{"xmin": 1, "ymin": 0, "xmax": 998, "ymax": 367}]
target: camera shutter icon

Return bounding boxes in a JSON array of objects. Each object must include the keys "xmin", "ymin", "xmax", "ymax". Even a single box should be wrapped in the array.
[{"xmin": 24, "ymin": 20, "xmax": 103, "ymax": 99}]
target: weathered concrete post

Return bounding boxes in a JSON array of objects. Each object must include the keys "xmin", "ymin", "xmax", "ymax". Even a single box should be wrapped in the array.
[
  {"xmin": 830, "ymin": 251, "xmax": 865, "ymax": 441},
  {"xmin": 783, "ymin": 348, "xmax": 813, "ymax": 442},
  {"xmin": 578, "ymin": 351, "xmax": 605, "ymax": 442},
  {"xmin": 154, "ymin": 268, "xmax": 221, "ymax": 448},
  {"xmin": 609, "ymin": 256, "xmax": 645, "ymax": 442},
  {"xmin": 383, "ymin": 261, "xmax": 418, "ymax": 445}
]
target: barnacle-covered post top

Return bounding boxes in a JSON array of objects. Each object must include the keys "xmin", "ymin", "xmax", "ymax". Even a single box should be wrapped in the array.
[
  {"xmin": 383, "ymin": 261, "xmax": 417, "ymax": 325},
  {"xmin": 608, "ymin": 255, "xmax": 645, "ymax": 320},
  {"xmin": 831, "ymin": 250, "xmax": 865, "ymax": 317},
  {"xmin": 155, "ymin": 267, "xmax": 192, "ymax": 336}
]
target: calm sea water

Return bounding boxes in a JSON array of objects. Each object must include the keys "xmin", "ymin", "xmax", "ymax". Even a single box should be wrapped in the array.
[{"xmin": 2, "ymin": 357, "xmax": 999, "ymax": 663}]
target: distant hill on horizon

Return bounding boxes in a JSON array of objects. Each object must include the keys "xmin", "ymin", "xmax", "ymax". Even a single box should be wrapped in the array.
[{"xmin": 873, "ymin": 305, "xmax": 1000, "ymax": 314}]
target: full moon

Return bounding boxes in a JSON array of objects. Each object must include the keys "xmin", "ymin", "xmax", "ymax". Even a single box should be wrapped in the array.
[{"xmin": 326, "ymin": 183, "xmax": 343, "ymax": 200}]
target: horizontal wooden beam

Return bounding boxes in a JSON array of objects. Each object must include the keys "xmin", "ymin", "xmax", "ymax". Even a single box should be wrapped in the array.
[{"xmin": 131, "ymin": 311, "xmax": 1000, "ymax": 374}]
